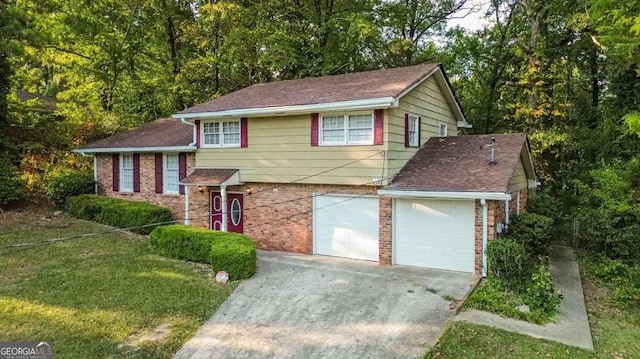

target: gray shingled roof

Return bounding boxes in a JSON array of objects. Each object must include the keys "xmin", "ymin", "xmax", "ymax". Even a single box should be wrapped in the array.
[{"xmin": 385, "ymin": 134, "xmax": 530, "ymax": 193}]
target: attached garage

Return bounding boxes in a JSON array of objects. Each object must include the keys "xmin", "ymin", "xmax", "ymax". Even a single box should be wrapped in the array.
[
  {"xmin": 313, "ymin": 194, "xmax": 379, "ymax": 261},
  {"xmin": 394, "ymin": 199, "xmax": 475, "ymax": 273}
]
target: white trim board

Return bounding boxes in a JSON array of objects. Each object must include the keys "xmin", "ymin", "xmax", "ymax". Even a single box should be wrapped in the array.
[
  {"xmin": 74, "ymin": 146, "xmax": 196, "ymax": 154},
  {"xmin": 378, "ymin": 190, "xmax": 512, "ymax": 201}
]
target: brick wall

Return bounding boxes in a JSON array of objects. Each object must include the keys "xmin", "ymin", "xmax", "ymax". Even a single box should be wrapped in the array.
[
  {"xmin": 95, "ymin": 153, "xmax": 195, "ymax": 221},
  {"xmin": 187, "ymin": 182, "xmax": 380, "ymax": 255}
]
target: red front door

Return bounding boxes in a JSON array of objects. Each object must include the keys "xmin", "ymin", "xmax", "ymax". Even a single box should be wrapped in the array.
[{"xmin": 210, "ymin": 192, "xmax": 244, "ymax": 233}]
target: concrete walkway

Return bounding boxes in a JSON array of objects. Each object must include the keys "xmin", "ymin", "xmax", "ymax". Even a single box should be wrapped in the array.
[
  {"xmin": 173, "ymin": 250, "xmax": 475, "ymax": 359},
  {"xmin": 455, "ymin": 245, "xmax": 594, "ymax": 351}
]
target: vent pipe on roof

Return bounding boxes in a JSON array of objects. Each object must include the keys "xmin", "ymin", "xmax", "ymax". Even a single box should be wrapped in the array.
[{"xmin": 479, "ymin": 137, "xmax": 498, "ymax": 166}]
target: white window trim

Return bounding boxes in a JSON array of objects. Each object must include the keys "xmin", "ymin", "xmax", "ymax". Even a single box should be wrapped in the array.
[
  {"xmin": 319, "ymin": 111, "xmax": 374, "ymax": 146},
  {"xmin": 200, "ymin": 120, "xmax": 241, "ymax": 148},
  {"xmin": 408, "ymin": 114, "xmax": 420, "ymax": 147},
  {"xmin": 120, "ymin": 153, "xmax": 134, "ymax": 193},
  {"xmin": 439, "ymin": 123, "xmax": 448, "ymax": 137},
  {"xmin": 163, "ymin": 153, "xmax": 180, "ymax": 195}
]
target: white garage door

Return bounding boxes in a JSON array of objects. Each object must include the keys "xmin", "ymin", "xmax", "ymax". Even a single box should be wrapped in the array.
[
  {"xmin": 395, "ymin": 199, "xmax": 475, "ymax": 272},
  {"xmin": 313, "ymin": 195, "xmax": 379, "ymax": 261}
]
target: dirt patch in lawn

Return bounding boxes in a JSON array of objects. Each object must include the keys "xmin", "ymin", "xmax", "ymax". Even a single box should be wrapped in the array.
[{"xmin": 123, "ymin": 322, "xmax": 173, "ymax": 348}]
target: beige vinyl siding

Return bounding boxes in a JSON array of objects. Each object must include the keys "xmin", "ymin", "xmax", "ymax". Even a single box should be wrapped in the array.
[
  {"xmin": 196, "ymin": 114, "xmax": 386, "ymax": 185},
  {"xmin": 509, "ymin": 159, "xmax": 528, "ymax": 192},
  {"xmin": 386, "ymin": 76, "xmax": 459, "ymax": 181}
]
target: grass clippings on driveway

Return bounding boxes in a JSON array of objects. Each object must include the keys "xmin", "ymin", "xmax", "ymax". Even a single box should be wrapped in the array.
[
  {"xmin": 0, "ymin": 209, "xmax": 237, "ymax": 358},
  {"xmin": 425, "ymin": 255, "xmax": 640, "ymax": 359}
]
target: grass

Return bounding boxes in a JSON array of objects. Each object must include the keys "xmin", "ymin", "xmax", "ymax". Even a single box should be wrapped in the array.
[
  {"xmin": 426, "ymin": 254, "xmax": 640, "ymax": 358},
  {"xmin": 0, "ymin": 208, "xmax": 238, "ymax": 358},
  {"xmin": 465, "ymin": 276, "xmax": 556, "ymax": 324}
]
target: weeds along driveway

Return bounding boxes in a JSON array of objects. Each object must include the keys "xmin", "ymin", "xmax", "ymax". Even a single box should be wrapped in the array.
[{"xmin": 173, "ymin": 251, "xmax": 475, "ymax": 359}]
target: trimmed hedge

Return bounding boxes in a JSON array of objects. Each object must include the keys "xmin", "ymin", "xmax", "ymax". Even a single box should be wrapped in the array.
[
  {"xmin": 150, "ymin": 224, "xmax": 257, "ymax": 280},
  {"xmin": 65, "ymin": 194, "xmax": 173, "ymax": 234},
  {"xmin": 209, "ymin": 233, "xmax": 257, "ymax": 280},
  {"xmin": 150, "ymin": 224, "xmax": 217, "ymax": 263},
  {"xmin": 487, "ymin": 239, "xmax": 530, "ymax": 291}
]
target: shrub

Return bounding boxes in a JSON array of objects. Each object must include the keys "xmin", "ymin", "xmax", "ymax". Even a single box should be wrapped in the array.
[
  {"xmin": 46, "ymin": 170, "xmax": 95, "ymax": 208},
  {"xmin": 524, "ymin": 264, "xmax": 561, "ymax": 315},
  {"xmin": 65, "ymin": 194, "xmax": 172, "ymax": 234},
  {"xmin": 507, "ymin": 213, "xmax": 554, "ymax": 256},
  {"xmin": 209, "ymin": 233, "xmax": 257, "ymax": 280},
  {"xmin": 487, "ymin": 239, "xmax": 530, "ymax": 291},
  {"xmin": 150, "ymin": 224, "xmax": 217, "ymax": 263},
  {"xmin": 527, "ymin": 190, "xmax": 563, "ymax": 219},
  {"xmin": 0, "ymin": 157, "xmax": 25, "ymax": 207}
]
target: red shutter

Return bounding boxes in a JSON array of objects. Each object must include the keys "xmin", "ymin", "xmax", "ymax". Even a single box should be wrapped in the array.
[
  {"xmin": 311, "ymin": 113, "xmax": 319, "ymax": 146},
  {"xmin": 178, "ymin": 152, "xmax": 187, "ymax": 195},
  {"xmin": 418, "ymin": 116, "xmax": 422, "ymax": 146},
  {"xmin": 374, "ymin": 109, "xmax": 384, "ymax": 145},
  {"xmin": 155, "ymin": 153, "xmax": 163, "ymax": 194},
  {"xmin": 112, "ymin": 154, "xmax": 120, "ymax": 192},
  {"xmin": 404, "ymin": 113, "xmax": 410, "ymax": 147},
  {"xmin": 241, "ymin": 117, "xmax": 248, "ymax": 148},
  {"xmin": 195, "ymin": 120, "xmax": 201, "ymax": 148},
  {"xmin": 133, "ymin": 154, "xmax": 140, "ymax": 193}
]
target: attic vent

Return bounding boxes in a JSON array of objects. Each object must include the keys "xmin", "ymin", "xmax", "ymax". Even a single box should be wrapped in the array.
[{"xmin": 479, "ymin": 137, "xmax": 498, "ymax": 166}]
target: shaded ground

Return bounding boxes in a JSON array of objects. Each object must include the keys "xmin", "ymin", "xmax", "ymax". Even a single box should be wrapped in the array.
[{"xmin": 174, "ymin": 251, "xmax": 476, "ymax": 359}]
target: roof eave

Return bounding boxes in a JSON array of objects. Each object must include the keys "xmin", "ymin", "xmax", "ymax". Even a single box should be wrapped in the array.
[
  {"xmin": 377, "ymin": 190, "xmax": 512, "ymax": 200},
  {"xmin": 74, "ymin": 145, "xmax": 197, "ymax": 154},
  {"xmin": 172, "ymin": 97, "xmax": 396, "ymax": 119}
]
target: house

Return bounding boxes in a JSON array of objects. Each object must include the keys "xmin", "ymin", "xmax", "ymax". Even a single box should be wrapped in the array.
[{"xmin": 76, "ymin": 63, "xmax": 537, "ymax": 276}]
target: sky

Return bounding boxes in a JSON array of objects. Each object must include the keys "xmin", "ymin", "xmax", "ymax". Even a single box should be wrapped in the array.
[{"xmin": 447, "ymin": 0, "xmax": 493, "ymax": 32}]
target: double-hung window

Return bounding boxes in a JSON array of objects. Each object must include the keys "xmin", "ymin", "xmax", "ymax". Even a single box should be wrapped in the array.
[
  {"xmin": 164, "ymin": 154, "xmax": 180, "ymax": 194},
  {"xmin": 408, "ymin": 114, "xmax": 419, "ymax": 147},
  {"xmin": 120, "ymin": 154, "xmax": 134, "ymax": 192},
  {"xmin": 320, "ymin": 113, "xmax": 373, "ymax": 145},
  {"xmin": 202, "ymin": 120, "xmax": 240, "ymax": 147}
]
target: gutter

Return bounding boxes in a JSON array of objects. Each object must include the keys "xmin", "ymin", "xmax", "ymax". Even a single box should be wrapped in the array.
[
  {"xmin": 172, "ymin": 97, "xmax": 396, "ymax": 119},
  {"xmin": 377, "ymin": 190, "xmax": 512, "ymax": 201},
  {"xmin": 72, "ymin": 145, "xmax": 197, "ymax": 154}
]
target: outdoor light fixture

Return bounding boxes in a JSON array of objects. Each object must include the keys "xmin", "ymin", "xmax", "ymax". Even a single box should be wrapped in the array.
[
  {"xmin": 246, "ymin": 187, "xmax": 253, "ymax": 195},
  {"xmin": 198, "ymin": 186, "xmax": 209, "ymax": 193}
]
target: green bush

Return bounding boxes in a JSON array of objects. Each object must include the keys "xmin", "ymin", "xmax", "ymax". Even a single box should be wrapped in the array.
[
  {"xmin": 46, "ymin": 170, "xmax": 95, "ymax": 208},
  {"xmin": 65, "ymin": 194, "xmax": 172, "ymax": 234},
  {"xmin": 527, "ymin": 190, "xmax": 563, "ymax": 219},
  {"xmin": 150, "ymin": 224, "xmax": 218, "ymax": 263},
  {"xmin": 0, "ymin": 157, "xmax": 25, "ymax": 207},
  {"xmin": 507, "ymin": 213, "xmax": 554, "ymax": 256},
  {"xmin": 524, "ymin": 264, "xmax": 562, "ymax": 315},
  {"xmin": 209, "ymin": 233, "xmax": 257, "ymax": 280},
  {"xmin": 487, "ymin": 239, "xmax": 530, "ymax": 291}
]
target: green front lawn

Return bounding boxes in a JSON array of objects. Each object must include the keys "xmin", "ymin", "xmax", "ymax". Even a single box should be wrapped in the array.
[
  {"xmin": 426, "ymin": 255, "xmax": 640, "ymax": 358},
  {"xmin": 0, "ymin": 209, "xmax": 237, "ymax": 358}
]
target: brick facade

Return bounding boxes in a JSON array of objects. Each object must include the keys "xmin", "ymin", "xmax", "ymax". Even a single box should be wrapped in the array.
[
  {"xmin": 95, "ymin": 153, "xmax": 195, "ymax": 221},
  {"xmin": 379, "ymin": 196, "xmax": 392, "ymax": 265}
]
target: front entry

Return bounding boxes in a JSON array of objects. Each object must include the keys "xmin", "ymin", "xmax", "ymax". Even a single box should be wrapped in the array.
[{"xmin": 210, "ymin": 191, "xmax": 244, "ymax": 233}]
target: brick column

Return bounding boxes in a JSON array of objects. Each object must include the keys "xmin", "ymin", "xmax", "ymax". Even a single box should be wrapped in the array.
[{"xmin": 379, "ymin": 196, "xmax": 392, "ymax": 265}]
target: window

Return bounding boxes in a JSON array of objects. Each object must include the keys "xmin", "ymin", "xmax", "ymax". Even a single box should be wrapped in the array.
[
  {"xmin": 164, "ymin": 154, "xmax": 179, "ymax": 194},
  {"xmin": 120, "ymin": 154, "xmax": 134, "ymax": 192},
  {"xmin": 408, "ymin": 115, "xmax": 419, "ymax": 147},
  {"xmin": 320, "ymin": 113, "xmax": 373, "ymax": 145},
  {"xmin": 439, "ymin": 123, "xmax": 448, "ymax": 137},
  {"xmin": 202, "ymin": 120, "xmax": 240, "ymax": 147}
]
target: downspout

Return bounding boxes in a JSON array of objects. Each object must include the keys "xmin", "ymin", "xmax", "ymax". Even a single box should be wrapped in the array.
[
  {"xmin": 79, "ymin": 152, "xmax": 98, "ymax": 194},
  {"xmin": 505, "ymin": 199, "xmax": 510, "ymax": 230},
  {"xmin": 184, "ymin": 185, "xmax": 190, "ymax": 225},
  {"xmin": 221, "ymin": 184, "xmax": 228, "ymax": 232},
  {"xmin": 481, "ymin": 199, "xmax": 488, "ymax": 277},
  {"xmin": 180, "ymin": 118, "xmax": 197, "ymax": 147},
  {"xmin": 516, "ymin": 193, "xmax": 521, "ymax": 215}
]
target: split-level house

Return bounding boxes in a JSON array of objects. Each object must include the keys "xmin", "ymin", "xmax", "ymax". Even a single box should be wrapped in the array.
[{"xmin": 76, "ymin": 63, "xmax": 537, "ymax": 276}]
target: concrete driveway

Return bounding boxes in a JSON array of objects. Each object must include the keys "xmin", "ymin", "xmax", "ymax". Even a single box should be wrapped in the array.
[{"xmin": 173, "ymin": 250, "xmax": 475, "ymax": 359}]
